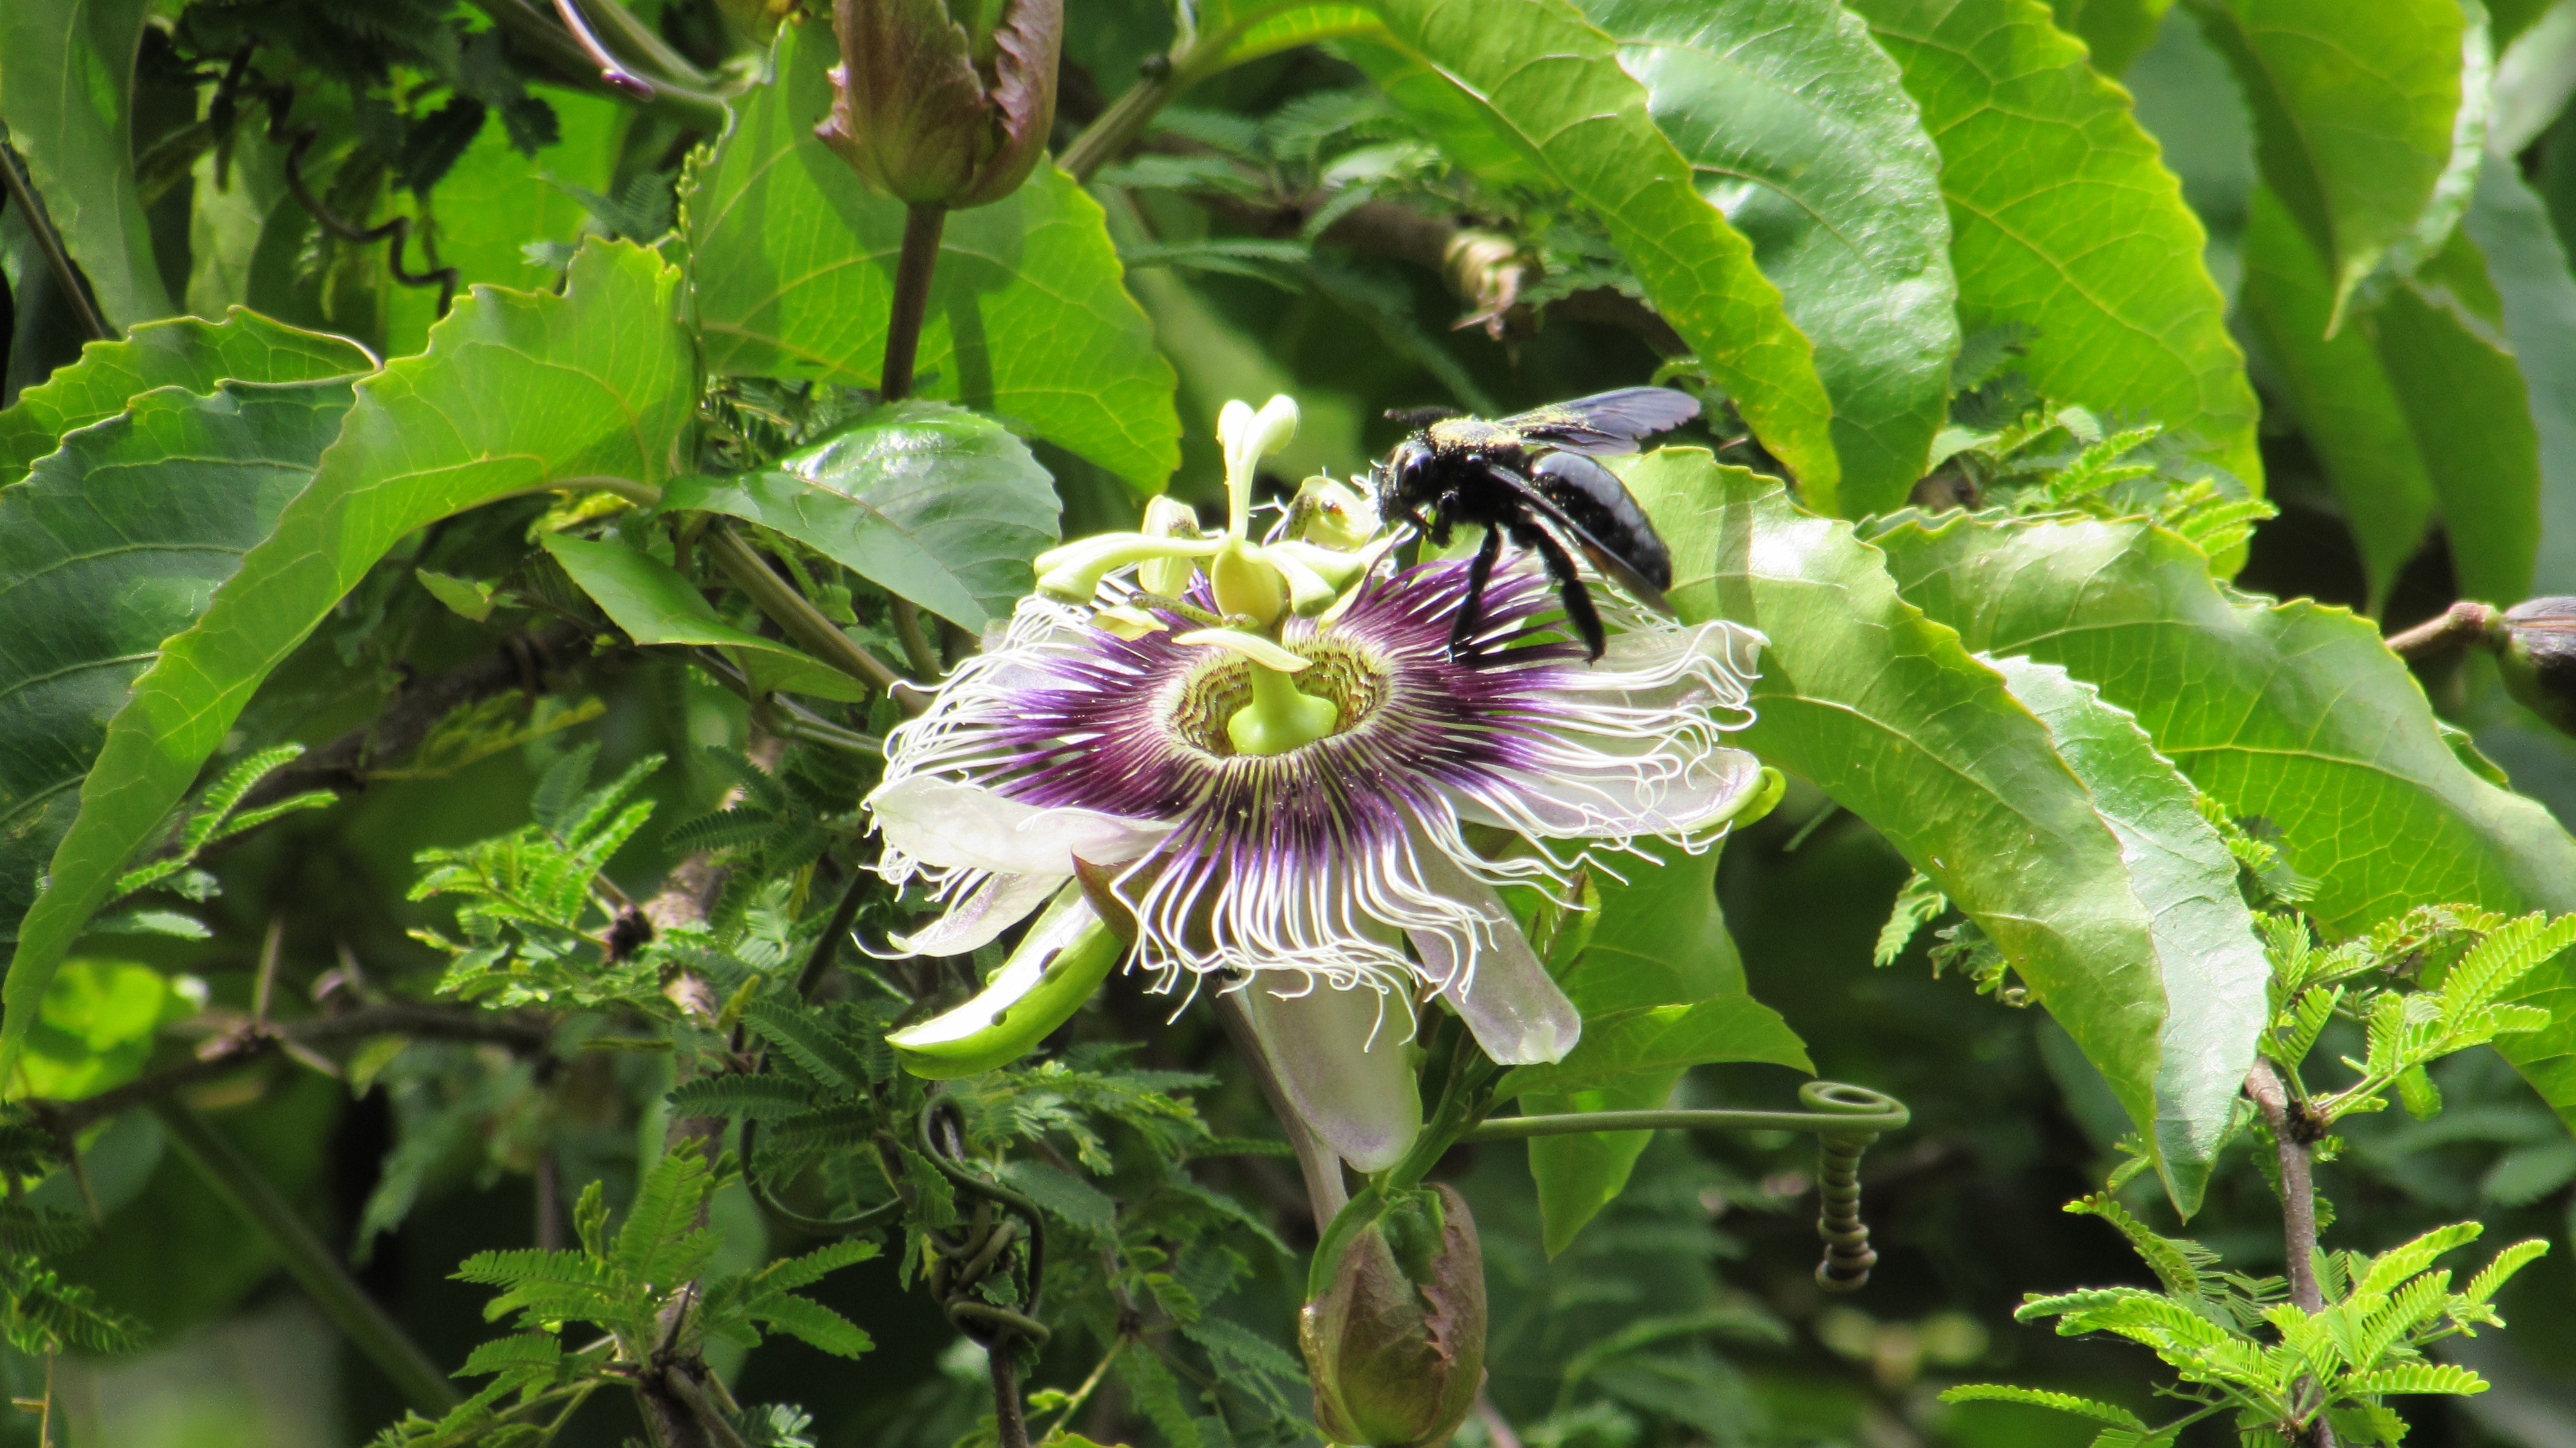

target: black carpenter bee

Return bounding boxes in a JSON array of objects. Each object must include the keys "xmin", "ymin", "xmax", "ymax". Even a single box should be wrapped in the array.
[{"xmin": 1374, "ymin": 386, "xmax": 1697, "ymax": 662}]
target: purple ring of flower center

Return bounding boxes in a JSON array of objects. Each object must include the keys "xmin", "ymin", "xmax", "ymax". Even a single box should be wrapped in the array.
[{"xmin": 981, "ymin": 562, "xmax": 1584, "ymax": 859}]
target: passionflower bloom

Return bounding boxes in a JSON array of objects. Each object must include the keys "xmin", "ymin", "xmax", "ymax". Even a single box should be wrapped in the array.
[{"xmin": 866, "ymin": 397, "xmax": 1772, "ymax": 1170}]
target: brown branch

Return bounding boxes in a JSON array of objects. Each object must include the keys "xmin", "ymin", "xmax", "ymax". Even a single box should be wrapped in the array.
[
  {"xmin": 2383, "ymin": 600, "xmax": 2502, "ymax": 661},
  {"xmin": 0, "ymin": 138, "xmax": 111, "ymax": 341},
  {"xmin": 28, "ymin": 1002, "xmax": 554, "ymax": 1134},
  {"xmin": 2245, "ymin": 1062, "xmax": 2322, "ymax": 1311},
  {"xmin": 2246, "ymin": 1060, "xmax": 2340, "ymax": 1448},
  {"xmin": 232, "ymin": 622, "xmax": 590, "ymax": 818}
]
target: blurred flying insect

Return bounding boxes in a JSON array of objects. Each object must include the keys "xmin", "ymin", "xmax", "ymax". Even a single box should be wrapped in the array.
[{"xmin": 1373, "ymin": 386, "xmax": 1696, "ymax": 662}]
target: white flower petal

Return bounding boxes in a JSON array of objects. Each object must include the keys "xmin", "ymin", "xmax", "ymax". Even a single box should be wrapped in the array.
[
  {"xmin": 868, "ymin": 776, "xmax": 1171, "ymax": 877},
  {"xmin": 1407, "ymin": 849, "xmax": 1582, "ymax": 1065},
  {"xmin": 1473, "ymin": 746, "xmax": 1768, "ymax": 841},
  {"xmin": 887, "ymin": 870, "xmax": 1065, "ymax": 957},
  {"xmin": 1235, "ymin": 975, "xmax": 1422, "ymax": 1171}
]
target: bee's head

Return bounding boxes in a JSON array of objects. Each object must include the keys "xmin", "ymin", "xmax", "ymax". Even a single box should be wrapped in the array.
[{"xmin": 1381, "ymin": 437, "xmax": 1437, "ymax": 506}]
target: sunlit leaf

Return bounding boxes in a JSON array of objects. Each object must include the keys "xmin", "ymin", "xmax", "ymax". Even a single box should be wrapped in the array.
[
  {"xmin": 2190, "ymin": 0, "xmax": 2470, "ymax": 316},
  {"xmin": 0, "ymin": 307, "xmax": 372, "ymax": 488},
  {"xmin": 1850, "ymin": 0, "xmax": 2263, "ymax": 489},
  {"xmin": 1352, "ymin": 0, "xmax": 1841, "ymax": 505},
  {"xmin": 1578, "ymin": 0, "xmax": 1958, "ymax": 515},
  {"xmin": 540, "ymin": 533, "xmax": 867, "ymax": 702},
  {"xmin": 1868, "ymin": 510, "xmax": 2576, "ymax": 1132},
  {"xmin": 1636, "ymin": 448, "xmax": 2269, "ymax": 1212}
]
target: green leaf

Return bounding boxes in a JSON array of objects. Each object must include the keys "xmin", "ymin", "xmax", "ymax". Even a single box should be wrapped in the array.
[
  {"xmin": 2188, "ymin": 0, "xmax": 2469, "ymax": 318},
  {"xmin": 1352, "ymin": 0, "xmax": 1841, "ymax": 506},
  {"xmin": 1519, "ymin": 839, "xmax": 1757, "ymax": 1252},
  {"xmin": 539, "ymin": 533, "xmax": 867, "ymax": 702},
  {"xmin": 2338, "ymin": 1363, "xmax": 2486, "ymax": 1397},
  {"xmin": 1578, "ymin": 0, "xmax": 1959, "ymax": 513},
  {"xmin": 748, "ymin": 1293, "xmax": 874, "ymax": 1358},
  {"xmin": 0, "ymin": 307, "xmax": 374, "ymax": 488},
  {"xmin": 381, "ymin": 90, "xmax": 629, "ymax": 359},
  {"xmin": 1849, "ymin": 0, "xmax": 2262, "ymax": 488},
  {"xmin": 663, "ymin": 401, "xmax": 1061, "ymax": 632},
  {"xmin": 15, "ymin": 957, "xmax": 174, "ymax": 1101},
  {"xmin": 1, "ymin": 240, "xmax": 694, "ymax": 1075},
  {"xmin": 1521, "ymin": 1073, "xmax": 1676, "ymax": 1258},
  {"xmin": 1636, "ymin": 449, "xmax": 2269, "ymax": 1212},
  {"xmin": 0, "ymin": 0, "xmax": 173, "ymax": 326},
  {"xmin": 617, "ymin": 1145, "xmax": 718, "ymax": 1290},
  {"xmin": 2047, "ymin": 0, "xmax": 2176, "ymax": 75},
  {"xmin": 2239, "ymin": 186, "xmax": 2438, "ymax": 608},
  {"xmin": 413, "ymin": 569, "xmax": 497, "ymax": 623},
  {"xmin": 2371, "ymin": 220, "xmax": 2542, "ymax": 607},
  {"xmin": 1863, "ymin": 510, "xmax": 2576, "ymax": 1131},
  {"xmin": 2246, "ymin": 166, "xmax": 2545, "ymax": 605},
  {"xmin": 2460, "ymin": 155, "xmax": 2576, "ymax": 597},
  {"xmin": 1496, "ymin": 996, "xmax": 1812, "ymax": 1100},
  {"xmin": 685, "ymin": 26, "xmax": 1178, "ymax": 494},
  {"xmin": 1000, "ymin": 1158, "xmax": 1121, "ymax": 1238},
  {"xmin": 1206, "ymin": 3, "xmax": 1382, "ymax": 68},
  {"xmin": 0, "ymin": 377, "xmax": 357, "ymax": 944},
  {"xmin": 1560, "ymin": 838, "xmax": 1744, "ymax": 1014},
  {"xmin": 456, "ymin": 1333, "xmax": 562, "ymax": 1378},
  {"xmin": 1938, "ymin": 1383, "xmax": 2150, "ymax": 1429}
]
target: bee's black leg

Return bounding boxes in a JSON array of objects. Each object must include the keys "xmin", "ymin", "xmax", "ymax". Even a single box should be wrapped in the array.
[
  {"xmin": 1428, "ymin": 493, "xmax": 1460, "ymax": 549},
  {"xmin": 1515, "ymin": 520, "xmax": 1606, "ymax": 662},
  {"xmin": 1450, "ymin": 525, "xmax": 1504, "ymax": 661}
]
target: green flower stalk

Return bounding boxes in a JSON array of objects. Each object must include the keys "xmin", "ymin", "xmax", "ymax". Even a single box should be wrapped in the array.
[{"xmin": 817, "ymin": 0, "xmax": 1061, "ymax": 209}]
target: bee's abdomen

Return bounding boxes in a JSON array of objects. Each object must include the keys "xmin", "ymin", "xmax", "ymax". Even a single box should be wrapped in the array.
[{"xmin": 1533, "ymin": 453, "xmax": 1672, "ymax": 587}]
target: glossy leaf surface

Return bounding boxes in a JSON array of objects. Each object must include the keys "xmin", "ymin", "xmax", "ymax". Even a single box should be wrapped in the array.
[
  {"xmin": 1356, "ymin": 0, "xmax": 1841, "ymax": 506},
  {"xmin": 663, "ymin": 401, "xmax": 1061, "ymax": 633}
]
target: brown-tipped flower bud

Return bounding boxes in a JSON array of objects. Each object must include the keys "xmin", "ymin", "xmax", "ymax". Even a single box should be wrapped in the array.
[
  {"xmin": 818, "ymin": 0, "xmax": 1061, "ymax": 209},
  {"xmin": 1299, "ymin": 1184, "xmax": 1486, "ymax": 1448},
  {"xmin": 2497, "ymin": 598, "xmax": 2576, "ymax": 736}
]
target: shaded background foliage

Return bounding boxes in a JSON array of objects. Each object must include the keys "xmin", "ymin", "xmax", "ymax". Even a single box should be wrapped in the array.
[{"xmin": 2, "ymin": 0, "xmax": 2576, "ymax": 1445}]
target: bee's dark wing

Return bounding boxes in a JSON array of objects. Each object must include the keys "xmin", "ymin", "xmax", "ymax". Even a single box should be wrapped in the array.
[
  {"xmin": 1502, "ymin": 386, "xmax": 1701, "ymax": 456},
  {"xmin": 1385, "ymin": 404, "xmax": 1469, "ymax": 429},
  {"xmin": 1491, "ymin": 472, "xmax": 1678, "ymax": 617}
]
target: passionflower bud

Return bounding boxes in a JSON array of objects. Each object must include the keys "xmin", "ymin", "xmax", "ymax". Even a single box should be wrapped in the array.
[
  {"xmin": 2497, "ymin": 598, "xmax": 2576, "ymax": 736},
  {"xmin": 818, "ymin": 0, "xmax": 1061, "ymax": 209},
  {"xmin": 1300, "ymin": 1184, "xmax": 1487, "ymax": 1448}
]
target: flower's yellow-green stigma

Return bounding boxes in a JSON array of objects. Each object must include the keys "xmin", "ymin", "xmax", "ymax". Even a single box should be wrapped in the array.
[{"xmin": 1229, "ymin": 663, "xmax": 1340, "ymax": 756}]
